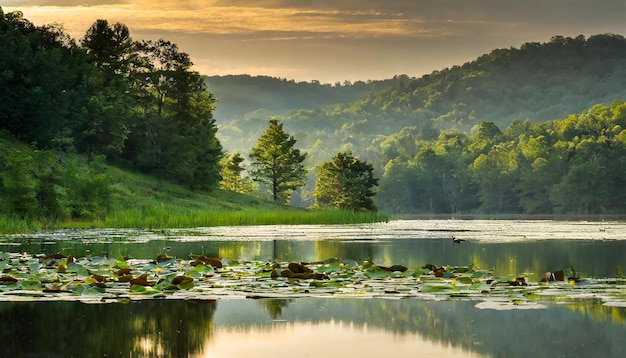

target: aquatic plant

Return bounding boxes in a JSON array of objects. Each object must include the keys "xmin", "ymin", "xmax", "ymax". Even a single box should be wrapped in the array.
[
  {"xmin": 0, "ymin": 208, "xmax": 389, "ymax": 233},
  {"xmin": 0, "ymin": 251, "xmax": 624, "ymax": 309}
]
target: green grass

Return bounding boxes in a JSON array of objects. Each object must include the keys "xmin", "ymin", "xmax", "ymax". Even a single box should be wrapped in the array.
[
  {"xmin": 0, "ymin": 214, "xmax": 41, "ymax": 233},
  {"xmin": 89, "ymin": 207, "xmax": 388, "ymax": 229},
  {"xmin": 0, "ymin": 164, "xmax": 388, "ymax": 233}
]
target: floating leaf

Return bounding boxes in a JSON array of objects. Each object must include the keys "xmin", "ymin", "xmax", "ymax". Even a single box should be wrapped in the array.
[
  {"xmin": 130, "ymin": 273, "xmax": 156, "ymax": 287},
  {"xmin": 114, "ymin": 260, "xmax": 129, "ymax": 269},
  {"xmin": 172, "ymin": 276, "xmax": 193, "ymax": 287},
  {"xmin": 456, "ymin": 277, "xmax": 474, "ymax": 284},
  {"xmin": 0, "ymin": 275, "xmax": 18, "ymax": 284},
  {"xmin": 66, "ymin": 263, "xmax": 89, "ymax": 277},
  {"xmin": 0, "ymin": 251, "xmax": 624, "ymax": 305}
]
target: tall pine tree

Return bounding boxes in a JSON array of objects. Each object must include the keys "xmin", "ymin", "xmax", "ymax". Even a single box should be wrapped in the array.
[{"xmin": 249, "ymin": 119, "xmax": 307, "ymax": 203}]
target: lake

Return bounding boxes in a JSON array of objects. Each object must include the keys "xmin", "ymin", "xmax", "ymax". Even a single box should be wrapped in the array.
[{"xmin": 1, "ymin": 219, "xmax": 625, "ymax": 357}]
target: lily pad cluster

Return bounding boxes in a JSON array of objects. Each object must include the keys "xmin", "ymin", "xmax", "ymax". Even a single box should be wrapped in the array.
[{"xmin": 0, "ymin": 251, "xmax": 625, "ymax": 308}]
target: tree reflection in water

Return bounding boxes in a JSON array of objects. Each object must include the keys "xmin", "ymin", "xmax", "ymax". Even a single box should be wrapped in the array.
[
  {"xmin": 0, "ymin": 299, "xmax": 216, "ymax": 357},
  {"xmin": 2, "ymin": 221, "xmax": 626, "ymax": 356},
  {"xmin": 1, "ymin": 297, "xmax": 625, "ymax": 357},
  {"xmin": 246, "ymin": 298, "xmax": 625, "ymax": 358}
]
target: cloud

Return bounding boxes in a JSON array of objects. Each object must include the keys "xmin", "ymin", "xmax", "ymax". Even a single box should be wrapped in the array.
[
  {"xmin": 5, "ymin": 2, "xmax": 451, "ymax": 40},
  {"xmin": 2, "ymin": 1, "xmax": 125, "ymax": 6},
  {"xmin": 4, "ymin": 0, "xmax": 626, "ymax": 82},
  {"xmin": 9, "ymin": 1, "xmax": 624, "ymax": 41}
]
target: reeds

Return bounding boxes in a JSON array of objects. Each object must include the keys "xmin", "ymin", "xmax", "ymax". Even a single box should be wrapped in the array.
[
  {"xmin": 0, "ymin": 163, "xmax": 389, "ymax": 233},
  {"xmin": 0, "ymin": 214, "xmax": 41, "ymax": 234},
  {"xmin": 1, "ymin": 207, "xmax": 388, "ymax": 233},
  {"xmin": 96, "ymin": 206, "xmax": 389, "ymax": 229}
]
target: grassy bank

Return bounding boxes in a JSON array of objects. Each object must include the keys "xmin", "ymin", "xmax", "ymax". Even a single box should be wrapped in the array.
[
  {"xmin": 0, "ymin": 164, "xmax": 388, "ymax": 234},
  {"xmin": 86, "ymin": 206, "xmax": 388, "ymax": 229}
]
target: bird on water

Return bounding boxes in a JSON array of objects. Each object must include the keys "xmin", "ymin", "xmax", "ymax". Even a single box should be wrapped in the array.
[{"xmin": 452, "ymin": 235, "xmax": 466, "ymax": 244}]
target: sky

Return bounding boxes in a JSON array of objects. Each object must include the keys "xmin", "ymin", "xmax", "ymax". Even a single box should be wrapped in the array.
[{"xmin": 3, "ymin": 1, "xmax": 626, "ymax": 84}]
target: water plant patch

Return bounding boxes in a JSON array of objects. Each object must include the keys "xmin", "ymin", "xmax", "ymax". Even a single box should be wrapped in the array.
[{"xmin": 0, "ymin": 251, "xmax": 625, "ymax": 309}]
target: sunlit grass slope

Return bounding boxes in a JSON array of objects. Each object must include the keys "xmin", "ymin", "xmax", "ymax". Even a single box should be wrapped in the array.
[
  {"xmin": 102, "ymin": 167, "xmax": 387, "ymax": 229},
  {"xmin": 0, "ymin": 163, "xmax": 387, "ymax": 233}
]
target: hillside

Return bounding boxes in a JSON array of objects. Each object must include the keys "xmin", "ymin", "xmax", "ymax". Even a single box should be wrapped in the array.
[
  {"xmin": 213, "ymin": 34, "xmax": 626, "ymax": 215},
  {"xmin": 0, "ymin": 135, "xmax": 388, "ymax": 233},
  {"xmin": 0, "ymin": 10, "xmax": 391, "ymax": 227},
  {"xmin": 205, "ymin": 75, "xmax": 403, "ymax": 124},
  {"xmin": 2, "ymin": 8, "xmax": 626, "ymax": 218},
  {"xmin": 217, "ymin": 34, "xmax": 626, "ymax": 163}
]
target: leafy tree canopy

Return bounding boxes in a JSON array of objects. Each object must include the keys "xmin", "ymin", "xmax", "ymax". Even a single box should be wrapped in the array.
[
  {"xmin": 249, "ymin": 119, "xmax": 307, "ymax": 203},
  {"xmin": 313, "ymin": 152, "xmax": 378, "ymax": 211}
]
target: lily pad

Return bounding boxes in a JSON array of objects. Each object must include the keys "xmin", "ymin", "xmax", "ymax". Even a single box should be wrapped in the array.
[{"xmin": 0, "ymin": 251, "xmax": 624, "ymax": 306}]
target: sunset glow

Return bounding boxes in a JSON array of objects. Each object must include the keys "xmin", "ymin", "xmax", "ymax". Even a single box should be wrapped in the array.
[{"xmin": 4, "ymin": 1, "xmax": 626, "ymax": 82}]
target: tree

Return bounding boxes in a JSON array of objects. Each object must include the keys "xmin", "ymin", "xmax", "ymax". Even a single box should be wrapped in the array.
[
  {"xmin": 313, "ymin": 152, "xmax": 378, "ymax": 211},
  {"xmin": 0, "ymin": 11, "xmax": 90, "ymax": 150},
  {"xmin": 127, "ymin": 39, "xmax": 222, "ymax": 190},
  {"xmin": 78, "ymin": 20, "xmax": 137, "ymax": 163},
  {"xmin": 81, "ymin": 20, "xmax": 135, "ymax": 82},
  {"xmin": 219, "ymin": 152, "xmax": 253, "ymax": 193},
  {"xmin": 249, "ymin": 119, "xmax": 307, "ymax": 203},
  {"xmin": 377, "ymin": 158, "xmax": 418, "ymax": 213},
  {"xmin": 470, "ymin": 141, "xmax": 520, "ymax": 213}
]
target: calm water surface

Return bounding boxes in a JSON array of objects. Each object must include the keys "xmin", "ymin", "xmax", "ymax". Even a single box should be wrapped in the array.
[{"xmin": 1, "ymin": 220, "xmax": 625, "ymax": 357}]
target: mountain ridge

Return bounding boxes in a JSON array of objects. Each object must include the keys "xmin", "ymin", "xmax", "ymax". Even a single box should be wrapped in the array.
[{"xmin": 215, "ymin": 33, "xmax": 626, "ymax": 158}]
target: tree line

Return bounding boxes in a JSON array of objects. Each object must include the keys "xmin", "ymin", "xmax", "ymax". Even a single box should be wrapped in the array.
[
  {"xmin": 217, "ymin": 34, "xmax": 626, "ymax": 167},
  {"xmin": 0, "ymin": 9, "xmax": 379, "ymax": 220},
  {"xmin": 222, "ymin": 119, "xmax": 378, "ymax": 211},
  {"xmin": 376, "ymin": 101, "xmax": 626, "ymax": 214},
  {"xmin": 0, "ymin": 10, "xmax": 222, "ymax": 192}
]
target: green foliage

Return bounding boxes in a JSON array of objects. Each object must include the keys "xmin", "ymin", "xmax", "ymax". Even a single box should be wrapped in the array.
[
  {"xmin": 0, "ymin": 11, "xmax": 222, "ymax": 193},
  {"xmin": 32, "ymin": 150, "xmax": 70, "ymax": 219},
  {"xmin": 249, "ymin": 119, "xmax": 307, "ymax": 203},
  {"xmin": 219, "ymin": 152, "xmax": 254, "ymax": 193},
  {"xmin": 0, "ymin": 138, "xmax": 112, "ymax": 221},
  {"xmin": 0, "ymin": 148, "xmax": 38, "ymax": 218},
  {"xmin": 378, "ymin": 102, "xmax": 626, "ymax": 214},
  {"xmin": 313, "ymin": 152, "xmax": 378, "ymax": 211},
  {"xmin": 62, "ymin": 156, "xmax": 113, "ymax": 219}
]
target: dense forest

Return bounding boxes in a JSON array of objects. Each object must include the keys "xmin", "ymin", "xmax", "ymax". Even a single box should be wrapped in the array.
[
  {"xmin": 214, "ymin": 34, "xmax": 626, "ymax": 214},
  {"xmin": 217, "ymin": 34, "xmax": 626, "ymax": 162},
  {"xmin": 377, "ymin": 102, "xmax": 626, "ymax": 214},
  {"xmin": 205, "ymin": 75, "xmax": 403, "ymax": 123},
  {"xmin": 1, "ymin": 7, "xmax": 626, "ymax": 218},
  {"xmin": 0, "ymin": 9, "xmax": 222, "ymax": 219}
]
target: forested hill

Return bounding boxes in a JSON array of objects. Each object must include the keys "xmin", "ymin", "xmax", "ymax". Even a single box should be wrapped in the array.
[
  {"xmin": 2, "ymin": 6, "xmax": 626, "ymax": 218},
  {"xmin": 215, "ymin": 34, "xmax": 626, "ymax": 215},
  {"xmin": 354, "ymin": 33, "xmax": 626, "ymax": 130},
  {"xmin": 205, "ymin": 75, "xmax": 402, "ymax": 123},
  {"xmin": 217, "ymin": 34, "xmax": 626, "ymax": 159}
]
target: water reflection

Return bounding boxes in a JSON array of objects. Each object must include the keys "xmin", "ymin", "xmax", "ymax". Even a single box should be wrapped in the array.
[
  {"xmin": 197, "ymin": 322, "xmax": 482, "ymax": 358},
  {"xmin": 1, "ymin": 298, "xmax": 625, "ymax": 357},
  {"xmin": 2, "ymin": 220, "xmax": 625, "ymax": 281},
  {"xmin": 0, "ymin": 300, "xmax": 216, "ymax": 357},
  {"xmin": 2, "ymin": 220, "xmax": 626, "ymax": 356}
]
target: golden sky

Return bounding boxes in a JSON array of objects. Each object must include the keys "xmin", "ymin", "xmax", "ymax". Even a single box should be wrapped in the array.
[{"xmin": 4, "ymin": 1, "xmax": 626, "ymax": 83}]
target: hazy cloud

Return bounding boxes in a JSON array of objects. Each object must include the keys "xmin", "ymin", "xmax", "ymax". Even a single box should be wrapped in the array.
[
  {"xmin": 4, "ymin": 0, "xmax": 626, "ymax": 82},
  {"xmin": 2, "ymin": 1, "xmax": 125, "ymax": 6}
]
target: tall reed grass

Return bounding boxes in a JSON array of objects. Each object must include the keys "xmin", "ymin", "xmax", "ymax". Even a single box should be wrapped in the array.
[
  {"xmin": 94, "ymin": 206, "xmax": 389, "ymax": 229},
  {"xmin": 1, "ymin": 206, "xmax": 388, "ymax": 232},
  {"xmin": 0, "ymin": 214, "xmax": 41, "ymax": 234}
]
